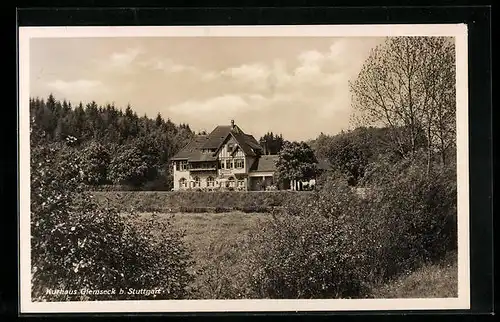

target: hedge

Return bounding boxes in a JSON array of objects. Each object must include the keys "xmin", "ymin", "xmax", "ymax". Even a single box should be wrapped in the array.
[{"xmin": 91, "ymin": 191, "xmax": 315, "ymax": 213}]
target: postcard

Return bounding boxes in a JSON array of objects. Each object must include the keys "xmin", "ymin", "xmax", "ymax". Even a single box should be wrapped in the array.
[{"xmin": 18, "ymin": 24, "xmax": 469, "ymax": 313}]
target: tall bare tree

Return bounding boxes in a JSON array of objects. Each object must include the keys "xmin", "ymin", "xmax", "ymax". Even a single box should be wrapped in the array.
[{"xmin": 349, "ymin": 36, "xmax": 456, "ymax": 169}]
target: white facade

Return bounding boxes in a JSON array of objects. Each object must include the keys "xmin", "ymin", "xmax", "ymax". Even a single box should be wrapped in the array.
[
  {"xmin": 171, "ymin": 122, "xmax": 279, "ymax": 191},
  {"xmin": 172, "ymin": 138, "xmax": 262, "ymax": 191}
]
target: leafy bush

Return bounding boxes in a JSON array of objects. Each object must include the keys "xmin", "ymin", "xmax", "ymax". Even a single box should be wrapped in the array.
[
  {"xmin": 31, "ymin": 143, "xmax": 194, "ymax": 301},
  {"xmin": 108, "ymin": 140, "xmax": 161, "ymax": 188},
  {"xmin": 247, "ymin": 161, "xmax": 457, "ymax": 299},
  {"xmin": 141, "ymin": 170, "xmax": 173, "ymax": 191},
  {"xmin": 275, "ymin": 141, "xmax": 319, "ymax": 186},
  {"xmin": 365, "ymin": 161, "xmax": 457, "ymax": 279},
  {"xmin": 248, "ymin": 178, "xmax": 373, "ymax": 299},
  {"xmin": 78, "ymin": 141, "xmax": 111, "ymax": 185}
]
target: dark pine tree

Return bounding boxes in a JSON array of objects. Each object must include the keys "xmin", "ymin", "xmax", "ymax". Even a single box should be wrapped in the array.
[{"xmin": 29, "ymin": 94, "xmax": 197, "ymax": 191}]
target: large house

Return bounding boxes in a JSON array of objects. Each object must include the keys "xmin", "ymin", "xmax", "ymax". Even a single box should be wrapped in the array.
[{"xmin": 171, "ymin": 120, "xmax": 279, "ymax": 191}]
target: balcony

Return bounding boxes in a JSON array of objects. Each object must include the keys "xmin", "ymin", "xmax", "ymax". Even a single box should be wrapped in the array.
[
  {"xmin": 190, "ymin": 167, "xmax": 217, "ymax": 171},
  {"xmin": 189, "ymin": 162, "xmax": 218, "ymax": 171}
]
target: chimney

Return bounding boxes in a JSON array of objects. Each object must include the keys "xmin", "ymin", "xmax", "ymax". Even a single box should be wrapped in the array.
[{"xmin": 231, "ymin": 119, "xmax": 235, "ymax": 128}]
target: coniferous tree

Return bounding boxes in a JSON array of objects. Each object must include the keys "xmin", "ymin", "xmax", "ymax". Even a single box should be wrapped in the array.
[
  {"xmin": 30, "ymin": 94, "xmax": 196, "ymax": 190},
  {"xmin": 156, "ymin": 113, "xmax": 164, "ymax": 127},
  {"xmin": 259, "ymin": 132, "xmax": 285, "ymax": 155}
]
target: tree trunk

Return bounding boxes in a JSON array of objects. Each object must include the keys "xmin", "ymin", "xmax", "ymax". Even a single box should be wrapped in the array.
[
  {"xmin": 426, "ymin": 121, "xmax": 432, "ymax": 175},
  {"xmin": 440, "ymin": 138, "xmax": 447, "ymax": 166}
]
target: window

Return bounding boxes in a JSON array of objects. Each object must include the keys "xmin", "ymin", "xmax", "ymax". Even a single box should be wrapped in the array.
[
  {"xmin": 238, "ymin": 180, "xmax": 245, "ymax": 187},
  {"xmin": 219, "ymin": 160, "xmax": 225, "ymax": 169},
  {"xmin": 235, "ymin": 159, "xmax": 244, "ymax": 169},
  {"xmin": 227, "ymin": 143, "xmax": 234, "ymax": 153},
  {"xmin": 193, "ymin": 176, "xmax": 200, "ymax": 188},
  {"xmin": 175, "ymin": 162, "xmax": 180, "ymax": 171},
  {"xmin": 226, "ymin": 159, "xmax": 233, "ymax": 169},
  {"xmin": 179, "ymin": 178, "xmax": 187, "ymax": 188},
  {"xmin": 228, "ymin": 177, "xmax": 235, "ymax": 187},
  {"xmin": 207, "ymin": 176, "xmax": 215, "ymax": 187},
  {"xmin": 180, "ymin": 161, "xmax": 188, "ymax": 171}
]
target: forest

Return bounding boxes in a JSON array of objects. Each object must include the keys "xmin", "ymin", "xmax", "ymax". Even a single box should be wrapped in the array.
[{"xmin": 30, "ymin": 95, "xmax": 290, "ymax": 191}]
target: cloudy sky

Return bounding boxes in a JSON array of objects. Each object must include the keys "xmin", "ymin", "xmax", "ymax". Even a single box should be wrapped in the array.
[{"xmin": 30, "ymin": 36, "xmax": 385, "ymax": 141}]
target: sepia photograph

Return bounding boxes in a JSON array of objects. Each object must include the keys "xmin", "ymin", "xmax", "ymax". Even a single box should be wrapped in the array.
[{"xmin": 18, "ymin": 24, "xmax": 469, "ymax": 313}]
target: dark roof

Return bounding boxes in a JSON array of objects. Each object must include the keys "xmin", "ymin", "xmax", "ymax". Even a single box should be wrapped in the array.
[
  {"xmin": 230, "ymin": 130, "xmax": 257, "ymax": 156},
  {"xmin": 188, "ymin": 152, "xmax": 218, "ymax": 162},
  {"xmin": 244, "ymin": 134, "xmax": 263, "ymax": 151},
  {"xmin": 172, "ymin": 123, "xmax": 265, "ymax": 160},
  {"xmin": 202, "ymin": 125, "xmax": 233, "ymax": 149},
  {"xmin": 249, "ymin": 155, "xmax": 279, "ymax": 173},
  {"xmin": 171, "ymin": 135, "xmax": 208, "ymax": 160}
]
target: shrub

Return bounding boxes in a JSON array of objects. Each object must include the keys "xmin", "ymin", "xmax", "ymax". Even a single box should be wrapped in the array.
[
  {"xmin": 141, "ymin": 171, "xmax": 173, "ymax": 191},
  {"xmin": 247, "ymin": 161, "xmax": 457, "ymax": 299},
  {"xmin": 31, "ymin": 143, "xmax": 194, "ymax": 301},
  {"xmin": 79, "ymin": 141, "xmax": 111, "ymax": 186},
  {"xmin": 364, "ymin": 162, "xmax": 457, "ymax": 279},
  {"xmin": 248, "ymin": 177, "xmax": 374, "ymax": 299},
  {"xmin": 108, "ymin": 145, "xmax": 157, "ymax": 188}
]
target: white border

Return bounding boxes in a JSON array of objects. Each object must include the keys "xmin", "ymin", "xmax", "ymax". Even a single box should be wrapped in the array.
[{"xmin": 19, "ymin": 24, "xmax": 470, "ymax": 313}]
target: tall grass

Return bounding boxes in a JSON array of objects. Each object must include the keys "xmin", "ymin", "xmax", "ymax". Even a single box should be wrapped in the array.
[
  {"xmin": 129, "ymin": 212, "xmax": 269, "ymax": 299},
  {"xmin": 370, "ymin": 251, "xmax": 458, "ymax": 298}
]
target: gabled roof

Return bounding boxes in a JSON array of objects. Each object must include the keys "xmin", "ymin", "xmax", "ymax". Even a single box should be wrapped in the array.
[
  {"xmin": 171, "ymin": 135, "xmax": 208, "ymax": 160},
  {"xmin": 249, "ymin": 155, "xmax": 279, "ymax": 173},
  {"xmin": 172, "ymin": 122, "xmax": 265, "ymax": 161},
  {"xmin": 243, "ymin": 134, "xmax": 263, "ymax": 151},
  {"xmin": 229, "ymin": 130, "xmax": 257, "ymax": 156},
  {"xmin": 202, "ymin": 125, "xmax": 233, "ymax": 150}
]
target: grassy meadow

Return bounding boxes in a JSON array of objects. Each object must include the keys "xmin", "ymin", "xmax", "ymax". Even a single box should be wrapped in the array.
[
  {"xmin": 128, "ymin": 211, "xmax": 270, "ymax": 299},
  {"xmin": 128, "ymin": 211, "xmax": 457, "ymax": 299}
]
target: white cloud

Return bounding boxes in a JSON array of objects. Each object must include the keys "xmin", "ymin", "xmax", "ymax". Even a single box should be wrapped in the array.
[
  {"xmin": 167, "ymin": 93, "xmax": 271, "ymax": 118},
  {"xmin": 170, "ymin": 64, "xmax": 197, "ymax": 73},
  {"xmin": 200, "ymin": 71, "xmax": 219, "ymax": 82},
  {"xmin": 293, "ymin": 63, "xmax": 322, "ymax": 79},
  {"xmin": 297, "ymin": 50, "xmax": 325, "ymax": 66},
  {"xmin": 109, "ymin": 47, "xmax": 143, "ymax": 68},
  {"xmin": 140, "ymin": 58, "xmax": 198, "ymax": 74},
  {"xmin": 169, "ymin": 94, "xmax": 249, "ymax": 116},
  {"xmin": 222, "ymin": 63, "xmax": 270, "ymax": 83},
  {"xmin": 97, "ymin": 47, "xmax": 144, "ymax": 74},
  {"xmin": 197, "ymin": 43, "xmax": 354, "ymax": 94},
  {"xmin": 47, "ymin": 79, "xmax": 105, "ymax": 94}
]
